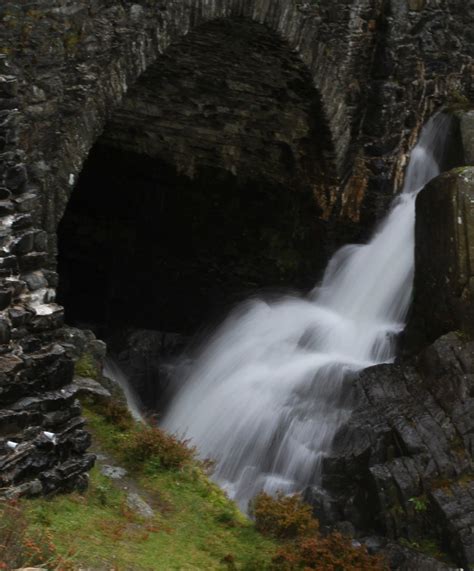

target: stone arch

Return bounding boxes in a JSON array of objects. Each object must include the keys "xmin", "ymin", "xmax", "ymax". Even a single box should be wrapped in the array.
[
  {"xmin": 56, "ymin": 15, "xmax": 338, "ymax": 340},
  {"xmin": 0, "ymin": 0, "xmax": 369, "ymax": 496},
  {"xmin": 16, "ymin": 0, "xmax": 370, "ymax": 252}
]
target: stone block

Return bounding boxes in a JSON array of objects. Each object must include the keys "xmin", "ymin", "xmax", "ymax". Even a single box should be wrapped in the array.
[
  {"xmin": 411, "ymin": 167, "xmax": 474, "ymax": 342},
  {"xmin": 459, "ymin": 110, "xmax": 474, "ymax": 166},
  {"xmin": 12, "ymin": 232, "xmax": 35, "ymax": 256},
  {"xmin": 0, "ymin": 76, "xmax": 18, "ymax": 98},
  {"xmin": 0, "ymin": 288, "xmax": 12, "ymax": 310},
  {"xmin": 0, "ymin": 200, "xmax": 14, "ymax": 216},
  {"xmin": 18, "ymin": 252, "xmax": 48, "ymax": 272},
  {"xmin": 11, "ymin": 214, "xmax": 33, "ymax": 231},
  {"xmin": 4, "ymin": 164, "xmax": 27, "ymax": 193},
  {"xmin": 23, "ymin": 271, "xmax": 48, "ymax": 291}
]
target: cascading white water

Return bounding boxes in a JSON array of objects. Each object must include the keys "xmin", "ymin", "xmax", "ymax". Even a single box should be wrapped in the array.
[
  {"xmin": 162, "ymin": 113, "xmax": 452, "ymax": 509},
  {"xmin": 104, "ymin": 356, "xmax": 144, "ymax": 422}
]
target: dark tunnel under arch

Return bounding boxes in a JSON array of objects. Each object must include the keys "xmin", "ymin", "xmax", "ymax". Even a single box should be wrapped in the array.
[{"xmin": 56, "ymin": 18, "xmax": 338, "ymax": 338}]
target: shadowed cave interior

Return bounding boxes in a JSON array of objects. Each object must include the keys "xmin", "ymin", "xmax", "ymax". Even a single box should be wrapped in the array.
[{"xmin": 57, "ymin": 145, "xmax": 326, "ymax": 336}]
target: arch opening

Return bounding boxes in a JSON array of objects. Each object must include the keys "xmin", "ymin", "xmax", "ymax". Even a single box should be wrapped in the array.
[{"xmin": 56, "ymin": 18, "xmax": 337, "ymax": 409}]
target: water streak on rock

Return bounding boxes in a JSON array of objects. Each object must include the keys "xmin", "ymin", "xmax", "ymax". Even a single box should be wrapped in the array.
[{"xmin": 104, "ymin": 357, "xmax": 144, "ymax": 423}]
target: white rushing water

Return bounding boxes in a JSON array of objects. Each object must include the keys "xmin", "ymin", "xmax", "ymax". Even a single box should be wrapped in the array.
[
  {"xmin": 104, "ymin": 356, "xmax": 144, "ymax": 422},
  {"xmin": 162, "ymin": 113, "xmax": 452, "ymax": 509}
]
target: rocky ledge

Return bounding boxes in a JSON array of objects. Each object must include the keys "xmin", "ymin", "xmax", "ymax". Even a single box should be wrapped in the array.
[
  {"xmin": 320, "ymin": 332, "xmax": 474, "ymax": 568},
  {"xmin": 0, "ymin": 328, "xmax": 101, "ymax": 498},
  {"xmin": 410, "ymin": 164, "xmax": 474, "ymax": 346}
]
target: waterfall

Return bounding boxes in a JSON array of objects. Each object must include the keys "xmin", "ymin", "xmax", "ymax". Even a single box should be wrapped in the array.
[
  {"xmin": 104, "ymin": 356, "xmax": 144, "ymax": 422},
  {"xmin": 162, "ymin": 113, "xmax": 452, "ymax": 509}
]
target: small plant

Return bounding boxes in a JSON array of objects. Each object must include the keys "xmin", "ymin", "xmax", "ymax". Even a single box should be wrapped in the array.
[
  {"xmin": 26, "ymin": 8, "xmax": 45, "ymax": 19},
  {"xmin": 251, "ymin": 492, "xmax": 318, "ymax": 540},
  {"xmin": 100, "ymin": 399, "xmax": 134, "ymax": 432},
  {"xmin": 33, "ymin": 504, "xmax": 52, "ymax": 527},
  {"xmin": 121, "ymin": 425, "xmax": 196, "ymax": 470},
  {"xmin": 408, "ymin": 495, "xmax": 428, "ymax": 512},
  {"xmin": 455, "ymin": 329, "xmax": 472, "ymax": 342},
  {"xmin": 23, "ymin": 529, "xmax": 76, "ymax": 570},
  {"xmin": 271, "ymin": 534, "xmax": 388, "ymax": 571},
  {"xmin": 0, "ymin": 500, "xmax": 28, "ymax": 569},
  {"xmin": 216, "ymin": 507, "xmax": 238, "ymax": 527},
  {"xmin": 251, "ymin": 493, "xmax": 387, "ymax": 570},
  {"xmin": 74, "ymin": 352, "xmax": 99, "ymax": 379},
  {"xmin": 221, "ymin": 553, "xmax": 238, "ymax": 570},
  {"xmin": 447, "ymin": 89, "xmax": 471, "ymax": 111},
  {"xmin": 0, "ymin": 500, "xmax": 75, "ymax": 570},
  {"xmin": 94, "ymin": 483, "xmax": 110, "ymax": 507},
  {"xmin": 64, "ymin": 32, "xmax": 81, "ymax": 52},
  {"xmin": 400, "ymin": 536, "xmax": 444, "ymax": 559}
]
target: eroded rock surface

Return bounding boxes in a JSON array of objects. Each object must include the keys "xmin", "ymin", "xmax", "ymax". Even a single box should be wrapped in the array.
[
  {"xmin": 411, "ymin": 167, "xmax": 474, "ymax": 345},
  {"xmin": 321, "ymin": 332, "xmax": 474, "ymax": 567},
  {"xmin": 459, "ymin": 110, "xmax": 474, "ymax": 165}
]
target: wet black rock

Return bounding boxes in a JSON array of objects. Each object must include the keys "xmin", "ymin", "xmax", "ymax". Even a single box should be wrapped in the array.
[
  {"xmin": 409, "ymin": 167, "xmax": 474, "ymax": 346},
  {"xmin": 23, "ymin": 272, "xmax": 48, "ymax": 292},
  {"xmin": 4, "ymin": 164, "xmax": 27, "ymax": 193},
  {"xmin": 458, "ymin": 110, "xmax": 474, "ymax": 165},
  {"xmin": 320, "ymin": 332, "xmax": 474, "ymax": 568},
  {"xmin": 0, "ymin": 288, "xmax": 12, "ymax": 310},
  {"xmin": 107, "ymin": 328, "xmax": 188, "ymax": 413},
  {"xmin": 379, "ymin": 541, "xmax": 456, "ymax": 570},
  {"xmin": 57, "ymin": 326, "xmax": 107, "ymax": 364},
  {"xmin": 72, "ymin": 377, "xmax": 112, "ymax": 402}
]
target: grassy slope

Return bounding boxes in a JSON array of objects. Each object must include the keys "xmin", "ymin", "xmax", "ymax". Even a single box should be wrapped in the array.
[{"xmin": 19, "ymin": 407, "xmax": 277, "ymax": 570}]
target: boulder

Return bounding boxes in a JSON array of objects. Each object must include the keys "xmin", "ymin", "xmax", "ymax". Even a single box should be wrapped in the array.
[
  {"xmin": 457, "ymin": 109, "xmax": 474, "ymax": 166},
  {"xmin": 411, "ymin": 167, "xmax": 474, "ymax": 344},
  {"xmin": 321, "ymin": 333, "xmax": 474, "ymax": 568},
  {"xmin": 58, "ymin": 326, "xmax": 106, "ymax": 363},
  {"xmin": 126, "ymin": 492, "xmax": 154, "ymax": 519},
  {"xmin": 72, "ymin": 376, "xmax": 112, "ymax": 402},
  {"xmin": 101, "ymin": 464, "xmax": 127, "ymax": 480},
  {"xmin": 107, "ymin": 328, "xmax": 188, "ymax": 412}
]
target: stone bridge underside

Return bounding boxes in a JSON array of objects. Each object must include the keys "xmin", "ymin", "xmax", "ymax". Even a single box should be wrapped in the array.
[
  {"xmin": 57, "ymin": 18, "xmax": 336, "ymax": 333},
  {"xmin": 0, "ymin": 0, "xmax": 473, "ymax": 507}
]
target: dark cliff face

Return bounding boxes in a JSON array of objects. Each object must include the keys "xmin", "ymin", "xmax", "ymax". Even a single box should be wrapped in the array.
[{"xmin": 320, "ymin": 332, "xmax": 474, "ymax": 568}]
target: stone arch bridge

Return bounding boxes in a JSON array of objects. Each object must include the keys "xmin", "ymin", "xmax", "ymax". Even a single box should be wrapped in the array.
[{"xmin": 0, "ymin": 0, "xmax": 472, "ymax": 495}]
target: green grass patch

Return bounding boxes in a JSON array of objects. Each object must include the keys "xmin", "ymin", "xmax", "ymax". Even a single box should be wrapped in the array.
[
  {"xmin": 20, "ymin": 468, "xmax": 274, "ymax": 570},
  {"xmin": 74, "ymin": 353, "xmax": 100, "ymax": 379},
  {"xmin": 1, "ymin": 404, "xmax": 276, "ymax": 570}
]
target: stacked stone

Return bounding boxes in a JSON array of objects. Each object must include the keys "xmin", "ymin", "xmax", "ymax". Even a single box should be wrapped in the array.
[{"xmin": 0, "ymin": 55, "xmax": 93, "ymax": 497}]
